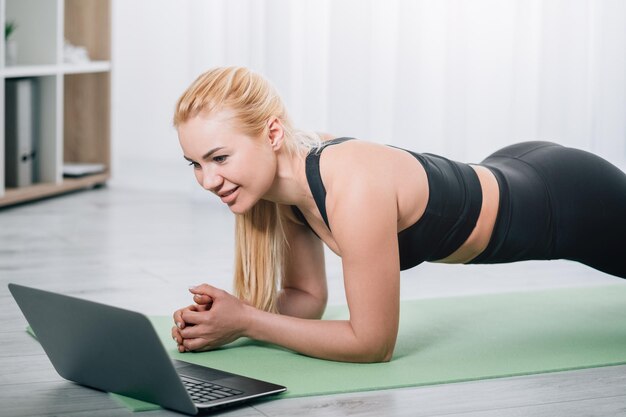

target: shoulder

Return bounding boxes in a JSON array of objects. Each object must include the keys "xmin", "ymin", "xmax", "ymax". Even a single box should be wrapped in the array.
[
  {"xmin": 320, "ymin": 139, "xmax": 392, "ymax": 172},
  {"xmin": 320, "ymin": 140, "xmax": 401, "ymax": 231},
  {"xmin": 320, "ymin": 141, "xmax": 403, "ymax": 272},
  {"xmin": 318, "ymin": 139, "xmax": 428, "ymax": 235},
  {"xmin": 319, "ymin": 139, "xmax": 406, "ymax": 195}
]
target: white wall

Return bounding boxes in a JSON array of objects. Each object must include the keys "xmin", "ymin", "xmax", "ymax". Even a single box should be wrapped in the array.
[
  {"xmin": 111, "ymin": 0, "xmax": 626, "ymax": 193},
  {"xmin": 110, "ymin": 0, "xmax": 197, "ymax": 193}
]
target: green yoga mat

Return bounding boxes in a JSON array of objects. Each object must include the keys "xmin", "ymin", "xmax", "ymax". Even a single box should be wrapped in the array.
[{"xmin": 29, "ymin": 285, "xmax": 626, "ymax": 412}]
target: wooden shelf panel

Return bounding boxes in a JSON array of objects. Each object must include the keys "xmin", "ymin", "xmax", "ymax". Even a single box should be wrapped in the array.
[
  {"xmin": 0, "ymin": 173, "xmax": 109, "ymax": 208},
  {"xmin": 64, "ymin": 72, "xmax": 110, "ymax": 164},
  {"xmin": 65, "ymin": 0, "xmax": 110, "ymax": 61}
]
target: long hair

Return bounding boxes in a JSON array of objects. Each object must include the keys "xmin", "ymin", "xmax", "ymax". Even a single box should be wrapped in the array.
[{"xmin": 173, "ymin": 67, "xmax": 321, "ymax": 312}]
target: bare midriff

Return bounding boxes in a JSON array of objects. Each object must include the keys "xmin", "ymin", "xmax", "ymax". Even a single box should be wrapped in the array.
[{"xmin": 434, "ymin": 165, "xmax": 500, "ymax": 264}]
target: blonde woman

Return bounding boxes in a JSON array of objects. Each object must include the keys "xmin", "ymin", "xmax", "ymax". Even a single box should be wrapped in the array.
[{"xmin": 171, "ymin": 67, "xmax": 626, "ymax": 363}]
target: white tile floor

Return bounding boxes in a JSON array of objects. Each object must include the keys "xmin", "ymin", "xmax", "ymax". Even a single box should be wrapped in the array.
[{"xmin": 1, "ymin": 185, "xmax": 624, "ymax": 416}]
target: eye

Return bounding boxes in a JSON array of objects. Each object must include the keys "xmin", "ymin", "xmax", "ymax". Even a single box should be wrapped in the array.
[
  {"xmin": 188, "ymin": 161, "xmax": 201, "ymax": 170},
  {"xmin": 213, "ymin": 155, "xmax": 228, "ymax": 163}
]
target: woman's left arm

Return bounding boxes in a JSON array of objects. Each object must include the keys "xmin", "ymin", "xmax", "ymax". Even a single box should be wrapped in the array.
[{"xmin": 244, "ymin": 180, "xmax": 402, "ymax": 362}]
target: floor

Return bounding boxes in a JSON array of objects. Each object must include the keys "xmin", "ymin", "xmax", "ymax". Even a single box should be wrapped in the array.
[{"xmin": 1, "ymin": 186, "xmax": 625, "ymax": 417}]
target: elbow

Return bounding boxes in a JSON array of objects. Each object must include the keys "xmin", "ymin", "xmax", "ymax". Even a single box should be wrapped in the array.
[
  {"xmin": 380, "ymin": 348, "xmax": 394, "ymax": 363},
  {"xmin": 312, "ymin": 297, "xmax": 328, "ymax": 320},
  {"xmin": 353, "ymin": 341, "xmax": 395, "ymax": 363},
  {"xmin": 357, "ymin": 349, "xmax": 393, "ymax": 364},
  {"xmin": 305, "ymin": 292, "xmax": 328, "ymax": 320},
  {"xmin": 347, "ymin": 325, "xmax": 397, "ymax": 363},
  {"xmin": 369, "ymin": 347, "xmax": 394, "ymax": 363}
]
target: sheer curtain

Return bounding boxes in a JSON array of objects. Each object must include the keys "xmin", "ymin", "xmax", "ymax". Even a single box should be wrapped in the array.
[{"xmin": 187, "ymin": 0, "xmax": 626, "ymax": 167}]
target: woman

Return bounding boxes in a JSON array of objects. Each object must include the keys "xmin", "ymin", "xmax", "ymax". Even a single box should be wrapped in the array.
[{"xmin": 171, "ymin": 67, "xmax": 626, "ymax": 363}]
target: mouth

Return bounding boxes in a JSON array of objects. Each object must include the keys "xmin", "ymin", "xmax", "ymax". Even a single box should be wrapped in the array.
[{"xmin": 219, "ymin": 186, "xmax": 240, "ymax": 204}]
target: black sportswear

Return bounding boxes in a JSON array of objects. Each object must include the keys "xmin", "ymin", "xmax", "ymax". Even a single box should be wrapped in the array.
[
  {"xmin": 470, "ymin": 141, "xmax": 626, "ymax": 278},
  {"xmin": 292, "ymin": 137, "xmax": 483, "ymax": 270},
  {"xmin": 291, "ymin": 138, "xmax": 626, "ymax": 278}
]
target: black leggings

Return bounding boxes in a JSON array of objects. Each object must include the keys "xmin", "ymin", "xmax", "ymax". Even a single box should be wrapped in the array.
[{"xmin": 469, "ymin": 141, "xmax": 626, "ymax": 278}]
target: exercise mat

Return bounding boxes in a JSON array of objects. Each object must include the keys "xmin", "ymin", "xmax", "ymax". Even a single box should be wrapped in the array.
[{"xmin": 30, "ymin": 284, "xmax": 626, "ymax": 411}]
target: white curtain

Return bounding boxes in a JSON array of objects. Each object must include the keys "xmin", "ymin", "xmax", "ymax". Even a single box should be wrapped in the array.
[{"xmin": 185, "ymin": 0, "xmax": 626, "ymax": 167}]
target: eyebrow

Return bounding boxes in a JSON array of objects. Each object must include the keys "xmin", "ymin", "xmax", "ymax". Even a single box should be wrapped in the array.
[{"xmin": 183, "ymin": 146, "xmax": 226, "ymax": 163}]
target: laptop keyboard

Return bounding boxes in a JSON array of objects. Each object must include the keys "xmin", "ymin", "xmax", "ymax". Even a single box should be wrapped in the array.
[{"xmin": 181, "ymin": 376, "xmax": 243, "ymax": 404}]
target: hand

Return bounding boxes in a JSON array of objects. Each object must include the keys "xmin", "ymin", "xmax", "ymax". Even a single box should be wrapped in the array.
[
  {"xmin": 171, "ymin": 300, "xmax": 211, "ymax": 353},
  {"xmin": 173, "ymin": 292, "xmax": 213, "ymax": 330},
  {"xmin": 171, "ymin": 284, "xmax": 250, "ymax": 352}
]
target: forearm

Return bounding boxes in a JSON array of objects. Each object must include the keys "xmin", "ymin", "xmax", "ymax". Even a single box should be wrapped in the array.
[{"xmin": 243, "ymin": 305, "xmax": 394, "ymax": 363}]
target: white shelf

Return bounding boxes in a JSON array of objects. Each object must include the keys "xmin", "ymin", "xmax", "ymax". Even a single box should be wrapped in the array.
[
  {"xmin": 2, "ymin": 65, "xmax": 59, "ymax": 78},
  {"xmin": 62, "ymin": 61, "xmax": 112, "ymax": 75},
  {"xmin": 2, "ymin": 61, "xmax": 111, "ymax": 78},
  {"xmin": 1, "ymin": 0, "xmax": 111, "ymax": 206}
]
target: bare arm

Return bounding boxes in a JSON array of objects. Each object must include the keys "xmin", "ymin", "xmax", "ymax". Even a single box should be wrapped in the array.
[
  {"xmin": 174, "ymin": 143, "xmax": 401, "ymax": 362},
  {"xmin": 243, "ymin": 168, "xmax": 400, "ymax": 362},
  {"xmin": 175, "ymin": 193, "xmax": 399, "ymax": 362},
  {"xmin": 276, "ymin": 207, "xmax": 328, "ymax": 319}
]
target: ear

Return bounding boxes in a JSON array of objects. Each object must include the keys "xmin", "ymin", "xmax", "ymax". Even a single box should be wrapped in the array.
[{"xmin": 267, "ymin": 117, "xmax": 285, "ymax": 151}]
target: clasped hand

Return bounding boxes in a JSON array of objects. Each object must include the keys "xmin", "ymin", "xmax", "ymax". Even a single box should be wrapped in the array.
[{"xmin": 171, "ymin": 284, "xmax": 249, "ymax": 353}]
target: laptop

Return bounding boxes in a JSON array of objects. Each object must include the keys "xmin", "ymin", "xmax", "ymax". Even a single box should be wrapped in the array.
[{"xmin": 8, "ymin": 283, "xmax": 286, "ymax": 415}]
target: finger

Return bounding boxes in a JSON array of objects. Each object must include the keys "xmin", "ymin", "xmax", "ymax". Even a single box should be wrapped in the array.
[
  {"xmin": 182, "ymin": 337, "xmax": 214, "ymax": 352},
  {"xmin": 193, "ymin": 294, "xmax": 213, "ymax": 306},
  {"xmin": 173, "ymin": 304, "xmax": 199, "ymax": 329},
  {"xmin": 171, "ymin": 326, "xmax": 182, "ymax": 344},
  {"xmin": 180, "ymin": 309, "xmax": 208, "ymax": 326},
  {"xmin": 172, "ymin": 327, "xmax": 188, "ymax": 353},
  {"xmin": 173, "ymin": 308, "xmax": 187, "ymax": 329},
  {"xmin": 179, "ymin": 323, "xmax": 209, "ymax": 339},
  {"xmin": 188, "ymin": 284, "xmax": 222, "ymax": 298},
  {"xmin": 194, "ymin": 303, "xmax": 211, "ymax": 313}
]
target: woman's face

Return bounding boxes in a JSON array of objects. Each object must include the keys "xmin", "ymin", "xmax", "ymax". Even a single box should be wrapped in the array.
[{"xmin": 177, "ymin": 110, "xmax": 278, "ymax": 214}]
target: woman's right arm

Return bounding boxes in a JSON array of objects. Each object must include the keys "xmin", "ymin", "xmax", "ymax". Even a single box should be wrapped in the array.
[
  {"xmin": 276, "ymin": 212, "xmax": 328, "ymax": 319},
  {"xmin": 171, "ymin": 214, "xmax": 327, "ymax": 352}
]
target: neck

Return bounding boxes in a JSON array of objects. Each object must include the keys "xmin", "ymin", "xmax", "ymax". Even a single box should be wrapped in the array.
[{"xmin": 262, "ymin": 148, "xmax": 313, "ymax": 208}]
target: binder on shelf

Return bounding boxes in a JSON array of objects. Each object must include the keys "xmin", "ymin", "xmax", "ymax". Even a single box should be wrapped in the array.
[
  {"xmin": 5, "ymin": 78, "xmax": 39, "ymax": 188},
  {"xmin": 63, "ymin": 162, "xmax": 106, "ymax": 178}
]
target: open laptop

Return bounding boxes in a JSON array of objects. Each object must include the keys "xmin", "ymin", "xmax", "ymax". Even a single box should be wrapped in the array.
[{"xmin": 8, "ymin": 283, "xmax": 286, "ymax": 415}]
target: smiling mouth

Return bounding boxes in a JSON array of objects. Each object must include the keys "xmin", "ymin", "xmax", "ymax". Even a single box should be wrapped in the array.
[
  {"xmin": 220, "ymin": 187, "xmax": 239, "ymax": 197},
  {"xmin": 219, "ymin": 186, "xmax": 240, "ymax": 204}
]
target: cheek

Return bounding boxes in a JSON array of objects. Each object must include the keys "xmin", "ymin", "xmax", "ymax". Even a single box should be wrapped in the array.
[
  {"xmin": 260, "ymin": 163, "xmax": 278, "ymax": 190},
  {"xmin": 193, "ymin": 169, "xmax": 203, "ymax": 185}
]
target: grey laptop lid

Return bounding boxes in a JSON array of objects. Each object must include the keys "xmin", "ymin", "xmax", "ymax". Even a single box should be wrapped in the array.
[{"xmin": 8, "ymin": 283, "xmax": 286, "ymax": 415}]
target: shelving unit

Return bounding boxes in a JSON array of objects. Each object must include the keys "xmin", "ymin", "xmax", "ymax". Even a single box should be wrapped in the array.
[{"xmin": 0, "ymin": 0, "xmax": 110, "ymax": 207}]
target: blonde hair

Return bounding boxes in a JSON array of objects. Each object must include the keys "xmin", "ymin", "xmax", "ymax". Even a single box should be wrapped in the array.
[{"xmin": 173, "ymin": 67, "xmax": 321, "ymax": 312}]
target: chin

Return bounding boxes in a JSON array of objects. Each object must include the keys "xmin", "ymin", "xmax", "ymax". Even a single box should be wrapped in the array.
[
  {"xmin": 227, "ymin": 200, "xmax": 253, "ymax": 215},
  {"xmin": 228, "ymin": 205, "xmax": 248, "ymax": 215},
  {"xmin": 227, "ymin": 195, "xmax": 264, "ymax": 215}
]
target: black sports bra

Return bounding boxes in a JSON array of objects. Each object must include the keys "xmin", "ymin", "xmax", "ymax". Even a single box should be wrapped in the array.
[{"xmin": 291, "ymin": 138, "xmax": 483, "ymax": 270}]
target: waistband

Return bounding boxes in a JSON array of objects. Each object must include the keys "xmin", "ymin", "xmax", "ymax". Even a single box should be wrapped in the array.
[{"xmin": 466, "ymin": 165, "xmax": 510, "ymax": 264}]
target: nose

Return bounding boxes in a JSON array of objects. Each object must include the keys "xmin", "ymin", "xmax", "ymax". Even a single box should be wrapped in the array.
[{"xmin": 200, "ymin": 168, "xmax": 223, "ymax": 192}]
